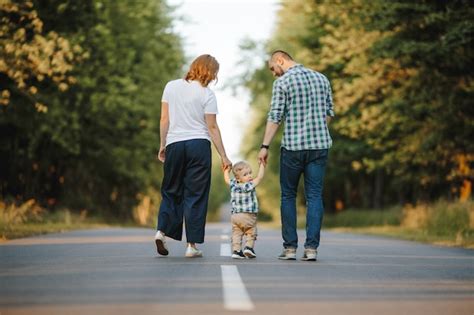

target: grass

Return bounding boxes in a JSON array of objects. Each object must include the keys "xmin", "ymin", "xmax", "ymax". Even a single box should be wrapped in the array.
[
  {"xmin": 0, "ymin": 200, "xmax": 135, "ymax": 241},
  {"xmin": 311, "ymin": 200, "xmax": 474, "ymax": 248},
  {"xmin": 323, "ymin": 206, "xmax": 402, "ymax": 228},
  {"xmin": 329, "ymin": 226, "xmax": 474, "ymax": 249},
  {"xmin": 3, "ymin": 198, "xmax": 473, "ymax": 249},
  {"xmin": 1, "ymin": 221, "xmax": 111, "ymax": 241}
]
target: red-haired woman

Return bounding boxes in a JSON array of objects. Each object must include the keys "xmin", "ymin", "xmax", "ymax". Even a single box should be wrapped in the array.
[{"xmin": 154, "ymin": 54, "xmax": 232, "ymax": 258}]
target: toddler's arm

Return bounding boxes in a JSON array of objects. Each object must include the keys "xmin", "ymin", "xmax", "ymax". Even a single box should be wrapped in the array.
[{"xmin": 252, "ymin": 161, "xmax": 265, "ymax": 187}]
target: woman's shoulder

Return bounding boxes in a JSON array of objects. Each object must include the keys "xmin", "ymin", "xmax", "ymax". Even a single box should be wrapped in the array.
[
  {"xmin": 166, "ymin": 78, "xmax": 186, "ymax": 87},
  {"xmin": 164, "ymin": 79, "xmax": 194, "ymax": 93}
]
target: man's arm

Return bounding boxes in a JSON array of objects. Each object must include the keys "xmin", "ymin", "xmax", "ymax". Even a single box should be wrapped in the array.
[
  {"xmin": 258, "ymin": 80, "xmax": 286, "ymax": 165},
  {"xmin": 326, "ymin": 79, "xmax": 335, "ymax": 122},
  {"xmin": 257, "ymin": 121, "xmax": 280, "ymax": 165},
  {"xmin": 158, "ymin": 102, "xmax": 169, "ymax": 162}
]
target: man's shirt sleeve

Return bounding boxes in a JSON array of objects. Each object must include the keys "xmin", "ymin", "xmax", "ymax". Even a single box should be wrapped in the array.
[
  {"xmin": 326, "ymin": 79, "xmax": 335, "ymax": 117},
  {"xmin": 267, "ymin": 79, "xmax": 287, "ymax": 123}
]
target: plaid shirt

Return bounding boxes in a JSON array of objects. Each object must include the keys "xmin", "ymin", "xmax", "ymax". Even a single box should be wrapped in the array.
[
  {"xmin": 230, "ymin": 179, "xmax": 259, "ymax": 214},
  {"xmin": 268, "ymin": 64, "xmax": 334, "ymax": 151}
]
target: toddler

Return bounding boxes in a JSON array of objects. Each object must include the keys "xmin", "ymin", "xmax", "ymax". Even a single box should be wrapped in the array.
[{"xmin": 224, "ymin": 160, "xmax": 265, "ymax": 259}]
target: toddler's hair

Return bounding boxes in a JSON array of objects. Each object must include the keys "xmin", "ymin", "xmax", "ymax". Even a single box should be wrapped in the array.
[{"xmin": 232, "ymin": 161, "xmax": 251, "ymax": 177}]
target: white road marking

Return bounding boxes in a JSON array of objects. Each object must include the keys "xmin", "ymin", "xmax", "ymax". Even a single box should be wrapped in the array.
[
  {"xmin": 221, "ymin": 235, "xmax": 229, "ymax": 240},
  {"xmin": 221, "ymin": 265, "xmax": 254, "ymax": 311},
  {"xmin": 222, "ymin": 227, "xmax": 231, "ymax": 234},
  {"xmin": 220, "ymin": 243, "xmax": 231, "ymax": 256}
]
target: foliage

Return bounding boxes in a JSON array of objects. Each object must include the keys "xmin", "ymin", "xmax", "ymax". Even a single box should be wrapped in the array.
[
  {"xmin": 403, "ymin": 199, "xmax": 473, "ymax": 237},
  {"xmin": 238, "ymin": 0, "xmax": 474, "ymax": 217},
  {"xmin": 426, "ymin": 201, "xmax": 471, "ymax": 237},
  {"xmin": 0, "ymin": 200, "xmax": 110, "ymax": 240},
  {"xmin": 0, "ymin": 1, "xmax": 83, "ymax": 110},
  {"xmin": 0, "ymin": 198, "xmax": 44, "ymax": 225},
  {"xmin": 0, "ymin": 0, "xmax": 184, "ymax": 219},
  {"xmin": 322, "ymin": 200, "xmax": 473, "ymax": 247}
]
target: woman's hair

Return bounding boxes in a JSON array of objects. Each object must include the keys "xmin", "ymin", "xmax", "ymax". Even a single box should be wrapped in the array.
[
  {"xmin": 232, "ymin": 161, "xmax": 251, "ymax": 177},
  {"xmin": 184, "ymin": 54, "xmax": 219, "ymax": 87}
]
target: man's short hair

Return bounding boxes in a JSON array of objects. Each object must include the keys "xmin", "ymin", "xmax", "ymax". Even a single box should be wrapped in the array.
[{"xmin": 271, "ymin": 50, "xmax": 294, "ymax": 61}]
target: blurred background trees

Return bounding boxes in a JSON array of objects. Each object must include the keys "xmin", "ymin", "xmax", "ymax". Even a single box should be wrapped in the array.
[
  {"xmin": 1, "ymin": 0, "xmax": 184, "ymax": 221},
  {"xmin": 239, "ymin": 0, "xmax": 473, "ymax": 220},
  {"xmin": 1, "ymin": 0, "xmax": 472, "ymax": 227}
]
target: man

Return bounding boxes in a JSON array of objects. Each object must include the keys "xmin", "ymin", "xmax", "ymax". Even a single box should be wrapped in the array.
[{"xmin": 258, "ymin": 50, "xmax": 334, "ymax": 261}]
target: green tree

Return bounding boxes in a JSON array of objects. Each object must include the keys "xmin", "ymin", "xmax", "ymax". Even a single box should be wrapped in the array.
[
  {"xmin": 239, "ymin": 0, "xmax": 473, "ymax": 219},
  {"xmin": 1, "ymin": 0, "xmax": 184, "ymax": 220}
]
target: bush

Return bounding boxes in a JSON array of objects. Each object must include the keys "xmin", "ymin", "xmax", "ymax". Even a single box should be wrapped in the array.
[
  {"xmin": 402, "ymin": 200, "xmax": 473, "ymax": 240},
  {"xmin": 426, "ymin": 200, "xmax": 472, "ymax": 237},
  {"xmin": 0, "ymin": 199, "xmax": 45, "ymax": 225}
]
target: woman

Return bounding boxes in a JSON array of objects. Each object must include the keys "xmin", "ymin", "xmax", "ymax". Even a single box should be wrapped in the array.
[{"xmin": 154, "ymin": 54, "xmax": 232, "ymax": 257}]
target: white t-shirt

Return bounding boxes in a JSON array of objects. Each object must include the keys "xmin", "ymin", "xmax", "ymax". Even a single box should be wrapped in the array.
[{"xmin": 161, "ymin": 79, "xmax": 218, "ymax": 146}]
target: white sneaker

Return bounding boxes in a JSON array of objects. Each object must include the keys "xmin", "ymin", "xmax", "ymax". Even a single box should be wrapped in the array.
[
  {"xmin": 154, "ymin": 230, "xmax": 169, "ymax": 256},
  {"xmin": 231, "ymin": 250, "xmax": 246, "ymax": 259},
  {"xmin": 301, "ymin": 248, "xmax": 317, "ymax": 261},
  {"xmin": 278, "ymin": 247, "xmax": 296, "ymax": 260},
  {"xmin": 185, "ymin": 245, "xmax": 203, "ymax": 258}
]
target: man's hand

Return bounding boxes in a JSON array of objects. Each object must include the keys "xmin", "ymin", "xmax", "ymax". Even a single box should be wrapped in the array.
[
  {"xmin": 258, "ymin": 121, "xmax": 279, "ymax": 166},
  {"xmin": 258, "ymin": 148, "xmax": 268, "ymax": 166}
]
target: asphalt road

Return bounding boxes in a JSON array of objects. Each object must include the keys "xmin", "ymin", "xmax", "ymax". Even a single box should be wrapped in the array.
[{"xmin": 1, "ymin": 223, "xmax": 473, "ymax": 315}]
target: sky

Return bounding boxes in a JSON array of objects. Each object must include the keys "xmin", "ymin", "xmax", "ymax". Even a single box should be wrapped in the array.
[{"xmin": 166, "ymin": 0, "xmax": 280, "ymax": 162}]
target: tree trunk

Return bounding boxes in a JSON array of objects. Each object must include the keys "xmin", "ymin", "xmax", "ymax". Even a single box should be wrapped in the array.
[{"xmin": 373, "ymin": 169, "xmax": 383, "ymax": 209}]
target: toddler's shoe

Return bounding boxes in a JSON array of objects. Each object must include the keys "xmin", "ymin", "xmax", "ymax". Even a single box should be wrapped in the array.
[
  {"xmin": 154, "ymin": 230, "xmax": 169, "ymax": 256},
  {"xmin": 231, "ymin": 250, "xmax": 245, "ymax": 259},
  {"xmin": 185, "ymin": 245, "xmax": 203, "ymax": 258},
  {"xmin": 243, "ymin": 246, "xmax": 256, "ymax": 258}
]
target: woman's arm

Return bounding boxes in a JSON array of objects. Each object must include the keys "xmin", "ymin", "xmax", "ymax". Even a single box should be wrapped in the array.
[
  {"xmin": 158, "ymin": 102, "xmax": 169, "ymax": 162},
  {"xmin": 205, "ymin": 114, "xmax": 232, "ymax": 168}
]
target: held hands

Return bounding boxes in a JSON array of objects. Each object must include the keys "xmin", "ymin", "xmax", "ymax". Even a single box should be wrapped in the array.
[
  {"xmin": 222, "ymin": 158, "xmax": 232, "ymax": 185},
  {"xmin": 221, "ymin": 156, "xmax": 232, "ymax": 171},
  {"xmin": 258, "ymin": 148, "xmax": 268, "ymax": 166}
]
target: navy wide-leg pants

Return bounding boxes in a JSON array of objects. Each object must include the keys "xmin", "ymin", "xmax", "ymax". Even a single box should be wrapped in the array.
[{"xmin": 157, "ymin": 139, "xmax": 211, "ymax": 243}]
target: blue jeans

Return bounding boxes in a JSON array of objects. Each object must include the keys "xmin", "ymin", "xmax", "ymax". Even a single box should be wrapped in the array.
[{"xmin": 280, "ymin": 148, "xmax": 328, "ymax": 249}]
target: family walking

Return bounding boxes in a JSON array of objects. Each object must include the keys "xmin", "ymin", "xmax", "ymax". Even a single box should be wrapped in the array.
[{"xmin": 154, "ymin": 51, "xmax": 334, "ymax": 261}]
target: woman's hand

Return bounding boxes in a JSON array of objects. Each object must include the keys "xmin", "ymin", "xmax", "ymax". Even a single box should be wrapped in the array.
[
  {"xmin": 222, "ymin": 164, "xmax": 231, "ymax": 172},
  {"xmin": 158, "ymin": 146, "xmax": 166, "ymax": 162},
  {"xmin": 221, "ymin": 156, "xmax": 232, "ymax": 170}
]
